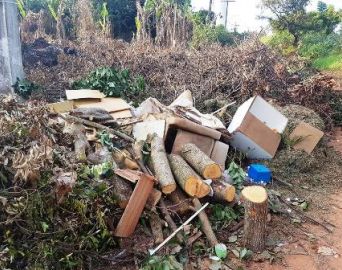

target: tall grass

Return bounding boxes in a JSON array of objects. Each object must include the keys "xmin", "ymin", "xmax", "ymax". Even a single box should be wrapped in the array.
[{"xmin": 313, "ymin": 53, "xmax": 342, "ymax": 70}]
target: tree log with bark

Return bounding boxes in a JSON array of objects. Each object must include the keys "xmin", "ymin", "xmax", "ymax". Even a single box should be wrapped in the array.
[
  {"xmin": 150, "ymin": 135, "xmax": 177, "ymax": 194},
  {"xmin": 181, "ymin": 143, "xmax": 221, "ymax": 179},
  {"xmin": 241, "ymin": 186, "xmax": 268, "ymax": 252},
  {"xmin": 168, "ymin": 154, "xmax": 210, "ymax": 198},
  {"xmin": 212, "ymin": 181, "xmax": 236, "ymax": 203}
]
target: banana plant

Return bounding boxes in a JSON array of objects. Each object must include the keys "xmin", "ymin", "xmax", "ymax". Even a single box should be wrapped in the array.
[{"xmin": 16, "ymin": 0, "xmax": 27, "ymax": 18}]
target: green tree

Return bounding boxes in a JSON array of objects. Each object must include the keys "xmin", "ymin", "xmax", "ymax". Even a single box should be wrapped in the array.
[
  {"xmin": 261, "ymin": 0, "xmax": 310, "ymax": 45},
  {"xmin": 317, "ymin": 1, "xmax": 328, "ymax": 13}
]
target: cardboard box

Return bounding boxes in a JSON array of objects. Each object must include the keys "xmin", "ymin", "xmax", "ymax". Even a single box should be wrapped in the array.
[
  {"xmin": 227, "ymin": 96, "xmax": 287, "ymax": 159},
  {"xmin": 171, "ymin": 129, "xmax": 215, "ymax": 156},
  {"xmin": 229, "ymin": 96, "xmax": 288, "ymax": 134},
  {"xmin": 210, "ymin": 141, "xmax": 229, "ymax": 170},
  {"xmin": 290, "ymin": 122, "xmax": 324, "ymax": 154},
  {"xmin": 133, "ymin": 120, "xmax": 166, "ymax": 141},
  {"xmin": 228, "ymin": 112, "xmax": 281, "ymax": 159}
]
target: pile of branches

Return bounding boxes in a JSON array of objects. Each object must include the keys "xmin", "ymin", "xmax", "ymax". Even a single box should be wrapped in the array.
[
  {"xmin": 25, "ymin": 37, "xmax": 291, "ymax": 107},
  {"xmin": 289, "ymin": 74, "xmax": 342, "ymax": 128},
  {"xmin": 0, "ymin": 97, "xmax": 128, "ymax": 269}
]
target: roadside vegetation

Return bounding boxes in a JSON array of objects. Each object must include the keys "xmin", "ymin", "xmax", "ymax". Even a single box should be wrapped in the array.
[{"xmin": 261, "ymin": 0, "xmax": 342, "ymax": 71}]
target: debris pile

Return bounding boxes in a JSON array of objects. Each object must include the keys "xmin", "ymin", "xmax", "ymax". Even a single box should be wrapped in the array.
[{"xmin": 0, "ymin": 88, "xmax": 341, "ymax": 269}]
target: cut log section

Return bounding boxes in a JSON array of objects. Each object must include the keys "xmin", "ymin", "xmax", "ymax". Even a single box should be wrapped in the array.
[
  {"xmin": 150, "ymin": 135, "xmax": 177, "ymax": 194},
  {"xmin": 181, "ymin": 143, "xmax": 221, "ymax": 180},
  {"xmin": 145, "ymin": 188, "xmax": 162, "ymax": 210},
  {"xmin": 212, "ymin": 181, "xmax": 236, "ymax": 203},
  {"xmin": 168, "ymin": 188, "xmax": 194, "ymax": 214},
  {"xmin": 168, "ymin": 154, "xmax": 210, "ymax": 198},
  {"xmin": 111, "ymin": 175, "xmax": 133, "ymax": 209},
  {"xmin": 241, "ymin": 186, "xmax": 268, "ymax": 252}
]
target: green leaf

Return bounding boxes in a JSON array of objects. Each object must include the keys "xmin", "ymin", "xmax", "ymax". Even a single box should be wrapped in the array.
[
  {"xmin": 41, "ymin": 222, "xmax": 49, "ymax": 232},
  {"xmin": 215, "ymin": 243, "xmax": 228, "ymax": 259}
]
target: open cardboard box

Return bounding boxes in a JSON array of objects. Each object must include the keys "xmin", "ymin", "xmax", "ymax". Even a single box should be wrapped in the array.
[{"xmin": 228, "ymin": 96, "xmax": 288, "ymax": 159}]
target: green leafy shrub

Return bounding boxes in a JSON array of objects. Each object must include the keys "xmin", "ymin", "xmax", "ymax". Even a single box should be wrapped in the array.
[
  {"xmin": 298, "ymin": 32, "xmax": 340, "ymax": 59},
  {"xmin": 191, "ymin": 24, "xmax": 234, "ymax": 48},
  {"xmin": 313, "ymin": 53, "xmax": 342, "ymax": 70},
  {"xmin": 13, "ymin": 78, "xmax": 40, "ymax": 99},
  {"xmin": 261, "ymin": 30, "xmax": 296, "ymax": 56},
  {"xmin": 72, "ymin": 67, "xmax": 146, "ymax": 99}
]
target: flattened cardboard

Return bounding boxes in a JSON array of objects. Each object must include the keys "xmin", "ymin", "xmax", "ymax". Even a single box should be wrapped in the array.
[
  {"xmin": 171, "ymin": 129, "xmax": 215, "ymax": 156},
  {"xmin": 74, "ymin": 99, "xmax": 102, "ymax": 108},
  {"xmin": 290, "ymin": 122, "xmax": 324, "ymax": 154},
  {"xmin": 110, "ymin": 110, "xmax": 133, "ymax": 119},
  {"xmin": 48, "ymin": 100, "xmax": 74, "ymax": 113},
  {"xmin": 133, "ymin": 120, "xmax": 166, "ymax": 141},
  {"xmin": 66, "ymin": 89, "xmax": 105, "ymax": 100},
  {"xmin": 210, "ymin": 141, "xmax": 229, "ymax": 170},
  {"xmin": 76, "ymin": 97, "xmax": 131, "ymax": 112},
  {"xmin": 166, "ymin": 117, "xmax": 221, "ymax": 140}
]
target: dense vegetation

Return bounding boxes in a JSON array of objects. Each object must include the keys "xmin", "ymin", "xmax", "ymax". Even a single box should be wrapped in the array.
[{"xmin": 261, "ymin": 0, "xmax": 342, "ymax": 70}]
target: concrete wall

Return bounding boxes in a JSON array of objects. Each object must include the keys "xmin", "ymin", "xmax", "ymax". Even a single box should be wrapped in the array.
[{"xmin": 0, "ymin": 0, "xmax": 24, "ymax": 94}]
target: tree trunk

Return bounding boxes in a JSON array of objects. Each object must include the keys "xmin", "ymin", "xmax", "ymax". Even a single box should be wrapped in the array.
[
  {"xmin": 193, "ymin": 198, "xmax": 218, "ymax": 247},
  {"xmin": 241, "ymin": 186, "xmax": 268, "ymax": 252},
  {"xmin": 181, "ymin": 143, "xmax": 221, "ymax": 179},
  {"xmin": 168, "ymin": 154, "xmax": 210, "ymax": 198},
  {"xmin": 212, "ymin": 181, "xmax": 236, "ymax": 203},
  {"xmin": 150, "ymin": 135, "xmax": 177, "ymax": 194}
]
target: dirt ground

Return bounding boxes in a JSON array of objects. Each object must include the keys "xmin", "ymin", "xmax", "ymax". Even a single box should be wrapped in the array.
[
  {"xmin": 245, "ymin": 73, "xmax": 342, "ymax": 270},
  {"xmin": 247, "ymin": 191, "xmax": 342, "ymax": 270}
]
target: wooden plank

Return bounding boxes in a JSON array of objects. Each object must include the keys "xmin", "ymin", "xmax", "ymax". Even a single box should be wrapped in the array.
[{"xmin": 114, "ymin": 174, "xmax": 154, "ymax": 237}]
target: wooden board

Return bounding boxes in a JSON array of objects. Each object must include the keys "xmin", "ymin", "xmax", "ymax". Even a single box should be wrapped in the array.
[
  {"xmin": 66, "ymin": 89, "xmax": 105, "ymax": 100},
  {"xmin": 290, "ymin": 122, "xmax": 324, "ymax": 154},
  {"xmin": 75, "ymin": 97, "xmax": 131, "ymax": 113},
  {"xmin": 114, "ymin": 174, "xmax": 154, "ymax": 237},
  {"xmin": 172, "ymin": 129, "xmax": 214, "ymax": 156}
]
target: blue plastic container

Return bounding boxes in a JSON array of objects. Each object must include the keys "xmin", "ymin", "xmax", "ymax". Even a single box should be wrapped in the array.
[{"xmin": 247, "ymin": 164, "xmax": 271, "ymax": 185}]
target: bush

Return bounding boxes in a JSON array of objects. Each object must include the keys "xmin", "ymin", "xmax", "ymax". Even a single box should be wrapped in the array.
[
  {"xmin": 313, "ymin": 53, "xmax": 342, "ymax": 70},
  {"xmin": 72, "ymin": 67, "xmax": 146, "ymax": 99},
  {"xmin": 298, "ymin": 32, "xmax": 341, "ymax": 59},
  {"xmin": 261, "ymin": 30, "xmax": 296, "ymax": 56},
  {"xmin": 191, "ymin": 24, "xmax": 233, "ymax": 48},
  {"xmin": 13, "ymin": 78, "xmax": 40, "ymax": 99}
]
